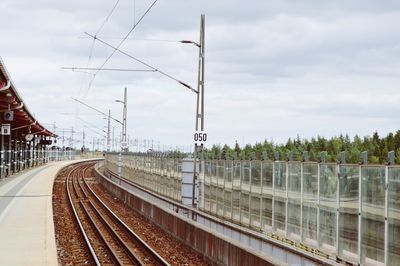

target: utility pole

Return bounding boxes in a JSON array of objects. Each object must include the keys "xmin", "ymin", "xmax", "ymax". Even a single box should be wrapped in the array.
[
  {"xmin": 122, "ymin": 87, "xmax": 127, "ymax": 151},
  {"xmin": 116, "ymin": 87, "xmax": 128, "ymax": 152},
  {"xmin": 71, "ymin": 127, "xmax": 74, "ymax": 149},
  {"xmin": 192, "ymin": 14, "xmax": 205, "ymax": 207},
  {"xmin": 112, "ymin": 127, "xmax": 115, "ymax": 151},
  {"xmin": 62, "ymin": 129, "xmax": 65, "ymax": 148},
  {"xmin": 82, "ymin": 131, "xmax": 85, "ymax": 149},
  {"xmin": 107, "ymin": 109, "xmax": 111, "ymax": 152}
]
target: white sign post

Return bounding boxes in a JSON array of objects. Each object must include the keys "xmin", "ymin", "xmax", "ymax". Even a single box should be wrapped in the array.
[
  {"xmin": 121, "ymin": 141, "xmax": 128, "ymax": 150},
  {"xmin": 1, "ymin": 124, "xmax": 10, "ymax": 135}
]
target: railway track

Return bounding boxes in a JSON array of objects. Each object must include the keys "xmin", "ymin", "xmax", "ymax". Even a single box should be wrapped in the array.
[{"xmin": 66, "ymin": 162, "xmax": 169, "ymax": 266}]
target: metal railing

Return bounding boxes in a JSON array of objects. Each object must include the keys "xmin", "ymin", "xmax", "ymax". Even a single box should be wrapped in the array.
[
  {"xmin": 105, "ymin": 152, "xmax": 183, "ymax": 202},
  {"xmin": 0, "ymin": 148, "xmax": 77, "ymax": 178}
]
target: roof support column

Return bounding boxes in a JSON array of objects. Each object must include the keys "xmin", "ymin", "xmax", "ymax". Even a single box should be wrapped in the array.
[{"xmin": 1, "ymin": 133, "xmax": 4, "ymax": 178}]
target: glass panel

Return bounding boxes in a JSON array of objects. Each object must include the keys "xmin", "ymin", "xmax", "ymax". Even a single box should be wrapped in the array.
[
  {"xmin": 241, "ymin": 192, "xmax": 250, "ymax": 226},
  {"xmin": 217, "ymin": 160, "xmax": 225, "ymax": 187},
  {"xmin": 319, "ymin": 163, "xmax": 337, "ymax": 253},
  {"xmin": 262, "ymin": 161, "xmax": 273, "ymax": 195},
  {"xmin": 224, "ymin": 161, "xmax": 233, "ymax": 219},
  {"xmin": 210, "ymin": 160, "xmax": 218, "ymax": 214},
  {"xmin": 204, "ymin": 182, "xmax": 211, "ymax": 211},
  {"xmin": 338, "ymin": 165, "xmax": 359, "ymax": 263},
  {"xmin": 288, "ymin": 199, "xmax": 301, "ymax": 239},
  {"xmin": 388, "ymin": 167, "xmax": 400, "ymax": 266},
  {"xmin": 225, "ymin": 161, "xmax": 233, "ymax": 188},
  {"xmin": 224, "ymin": 190, "xmax": 232, "ymax": 219},
  {"xmin": 361, "ymin": 166, "xmax": 385, "ymax": 265},
  {"xmin": 250, "ymin": 195, "xmax": 261, "ymax": 229},
  {"xmin": 242, "ymin": 161, "xmax": 251, "ymax": 192},
  {"xmin": 216, "ymin": 160, "xmax": 225, "ymax": 217},
  {"xmin": 287, "ymin": 162, "xmax": 301, "ymax": 239},
  {"xmin": 302, "ymin": 163, "xmax": 318, "ymax": 246},
  {"xmin": 273, "ymin": 161, "xmax": 287, "ymax": 235},
  {"xmin": 274, "ymin": 162, "xmax": 286, "ymax": 193},
  {"xmin": 251, "ymin": 161, "xmax": 261, "ymax": 194},
  {"xmin": 232, "ymin": 161, "xmax": 241, "ymax": 222},
  {"xmin": 262, "ymin": 195, "xmax": 273, "ymax": 231},
  {"xmin": 232, "ymin": 190, "xmax": 240, "ymax": 223},
  {"xmin": 203, "ymin": 160, "xmax": 212, "ymax": 211},
  {"xmin": 217, "ymin": 187, "xmax": 224, "ymax": 217},
  {"xmin": 210, "ymin": 185, "xmax": 217, "ymax": 214},
  {"xmin": 274, "ymin": 197, "xmax": 286, "ymax": 234}
]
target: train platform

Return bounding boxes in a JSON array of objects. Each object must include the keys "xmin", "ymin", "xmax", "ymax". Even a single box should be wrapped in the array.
[{"xmin": 0, "ymin": 160, "xmax": 83, "ymax": 265}]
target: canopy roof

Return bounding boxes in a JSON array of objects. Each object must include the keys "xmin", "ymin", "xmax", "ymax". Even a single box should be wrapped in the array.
[{"xmin": 0, "ymin": 57, "xmax": 54, "ymax": 138}]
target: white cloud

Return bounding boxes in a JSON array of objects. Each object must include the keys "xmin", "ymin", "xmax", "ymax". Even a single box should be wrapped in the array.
[{"xmin": 1, "ymin": 0, "xmax": 400, "ymax": 150}]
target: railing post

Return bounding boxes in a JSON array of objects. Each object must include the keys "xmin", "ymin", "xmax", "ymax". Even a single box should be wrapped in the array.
[
  {"xmin": 285, "ymin": 159, "xmax": 289, "ymax": 238},
  {"xmin": 260, "ymin": 154, "xmax": 265, "ymax": 232},
  {"xmin": 118, "ymin": 152, "xmax": 122, "ymax": 179},
  {"xmin": 384, "ymin": 151, "xmax": 393, "ymax": 265},
  {"xmin": 272, "ymin": 154, "xmax": 277, "ymax": 232},
  {"xmin": 317, "ymin": 160, "xmax": 321, "ymax": 246},
  {"xmin": 336, "ymin": 163, "xmax": 340, "ymax": 255},
  {"xmin": 300, "ymin": 158, "xmax": 304, "ymax": 241},
  {"xmin": 358, "ymin": 151, "xmax": 367, "ymax": 264}
]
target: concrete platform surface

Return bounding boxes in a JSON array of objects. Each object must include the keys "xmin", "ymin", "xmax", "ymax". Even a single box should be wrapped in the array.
[{"xmin": 0, "ymin": 161, "xmax": 83, "ymax": 266}]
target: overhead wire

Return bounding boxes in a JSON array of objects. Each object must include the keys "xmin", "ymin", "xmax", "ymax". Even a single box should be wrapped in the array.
[
  {"xmin": 76, "ymin": 117, "xmax": 107, "ymax": 134},
  {"xmin": 95, "ymin": 0, "xmax": 121, "ymax": 36},
  {"xmin": 85, "ymin": 32, "xmax": 198, "ymax": 94},
  {"xmin": 76, "ymin": 0, "xmax": 122, "ymax": 107},
  {"xmin": 75, "ymin": 0, "xmax": 122, "ymax": 130},
  {"xmin": 82, "ymin": 0, "xmax": 158, "ymax": 99}
]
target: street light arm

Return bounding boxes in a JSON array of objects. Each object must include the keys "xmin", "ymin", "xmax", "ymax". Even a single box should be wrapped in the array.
[
  {"xmin": 179, "ymin": 81, "xmax": 198, "ymax": 94},
  {"xmin": 180, "ymin": 40, "xmax": 201, "ymax": 48}
]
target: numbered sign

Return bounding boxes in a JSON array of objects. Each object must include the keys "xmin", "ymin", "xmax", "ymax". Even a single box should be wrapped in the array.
[
  {"xmin": 194, "ymin": 131, "xmax": 207, "ymax": 144},
  {"xmin": 1, "ymin": 124, "xmax": 10, "ymax": 135},
  {"xmin": 121, "ymin": 141, "xmax": 128, "ymax": 149}
]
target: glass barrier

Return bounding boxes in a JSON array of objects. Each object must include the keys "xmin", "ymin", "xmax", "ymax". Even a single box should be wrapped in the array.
[
  {"xmin": 224, "ymin": 161, "xmax": 233, "ymax": 219},
  {"xmin": 104, "ymin": 154, "xmax": 399, "ymax": 265},
  {"xmin": 361, "ymin": 166, "xmax": 385, "ymax": 265},
  {"xmin": 319, "ymin": 163, "xmax": 337, "ymax": 254},
  {"xmin": 210, "ymin": 160, "xmax": 217, "ymax": 214},
  {"xmin": 287, "ymin": 162, "xmax": 301, "ymax": 239},
  {"xmin": 388, "ymin": 166, "xmax": 400, "ymax": 266},
  {"xmin": 251, "ymin": 161, "xmax": 262, "ymax": 193},
  {"xmin": 216, "ymin": 160, "xmax": 225, "ymax": 217},
  {"xmin": 338, "ymin": 165, "xmax": 359, "ymax": 263},
  {"xmin": 240, "ymin": 192, "xmax": 250, "ymax": 226},
  {"xmin": 274, "ymin": 197, "xmax": 286, "ymax": 234},
  {"xmin": 242, "ymin": 161, "xmax": 251, "ymax": 191},
  {"xmin": 302, "ymin": 162, "xmax": 318, "ymax": 246},
  {"xmin": 232, "ymin": 161, "xmax": 241, "ymax": 223},
  {"xmin": 261, "ymin": 161, "xmax": 273, "ymax": 231},
  {"xmin": 203, "ymin": 160, "xmax": 212, "ymax": 212},
  {"xmin": 273, "ymin": 162, "xmax": 287, "ymax": 235}
]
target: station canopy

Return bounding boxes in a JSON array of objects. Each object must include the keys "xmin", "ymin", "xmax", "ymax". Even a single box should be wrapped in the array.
[{"xmin": 0, "ymin": 57, "xmax": 54, "ymax": 139}]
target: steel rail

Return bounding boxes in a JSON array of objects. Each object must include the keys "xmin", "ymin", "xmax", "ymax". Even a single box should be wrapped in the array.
[
  {"xmin": 65, "ymin": 165, "xmax": 101, "ymax": 266},
  {"xmin": 69, "ymin": 163, "xmax": 121, "ymax": 265},
  {"xmin": 79, "ymin": 163, "xmax": 170, "ymax": 266},
  {"xmin": 79, "ymin": 164, "xmax": 142, "ymax": 265}
]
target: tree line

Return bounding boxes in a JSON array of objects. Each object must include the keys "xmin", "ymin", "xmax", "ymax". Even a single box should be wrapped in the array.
[{"xmin": 204, "ymin": 131, "xmax": 400, "ymax": 164}]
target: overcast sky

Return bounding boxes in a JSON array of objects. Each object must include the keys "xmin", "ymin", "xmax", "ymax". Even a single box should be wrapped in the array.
[{"xmin": 1, "ymin": 0, "xmax": 400, "ymax": 151}]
